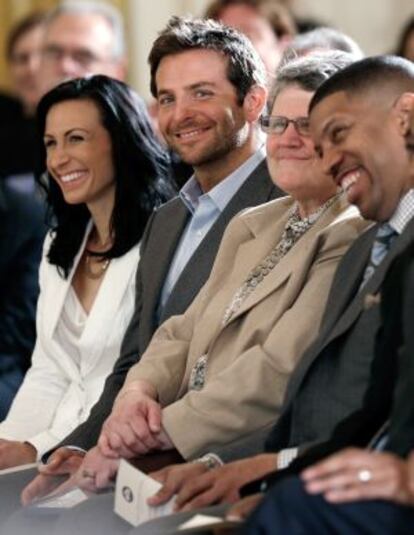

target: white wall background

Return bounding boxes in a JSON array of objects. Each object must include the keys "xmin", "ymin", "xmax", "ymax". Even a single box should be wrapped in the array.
[{"xmin": 127, "ymin": 0, "xmax": 414, "ymax": 99}]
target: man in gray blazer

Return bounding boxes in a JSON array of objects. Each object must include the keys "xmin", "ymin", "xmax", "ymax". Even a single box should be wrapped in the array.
[{"xmin": 0, "ymin": 16, "xmax": 281, "ymax": 517}]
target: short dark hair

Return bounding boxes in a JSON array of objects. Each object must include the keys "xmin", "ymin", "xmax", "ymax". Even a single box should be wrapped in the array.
[
  {"xmin": 268, "ymin": 51, "xmax": 355, "ymax": 111},
  {"xmin": 148, "ymin": 16, "xmax": 266, "ymax": 105},
  {"xmin": 6, "ymin": 11, "xmax": 46, "ymax": 61},
  {"xmin": 309, "ymin": 55, "xmax": 414, "ymax": 114},
  {"xmin": 36, "ymin": 75, "xmax": 176, "ymax": 277},
  {"xmin": 204, "ymin": 0, "xmax": 296, "ymax": 38}
]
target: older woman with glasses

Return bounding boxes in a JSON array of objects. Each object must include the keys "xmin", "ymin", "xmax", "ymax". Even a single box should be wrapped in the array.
[{"xmin": 25, "ymin": 53, "xmax": 369, "ymax": 512}]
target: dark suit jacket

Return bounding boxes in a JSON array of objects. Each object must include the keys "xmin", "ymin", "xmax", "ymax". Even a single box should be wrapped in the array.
[
  {"xmin": 0, "ymin": 181, "xmax": 46, "ymax": 380},
  {"xmin": 251, "ymin": 235, "xmax": 414, "ymax": 499},
  {"xmin": 58, "ymin": 159, "xmax": 282, "ymax": 451},
  {"xmin": 240, "ymin": 218, "xmax": 414, "ymax": 494},
  {"xmin": 264, "ymin": 216, "xmax": 414, "ymax": 456}
]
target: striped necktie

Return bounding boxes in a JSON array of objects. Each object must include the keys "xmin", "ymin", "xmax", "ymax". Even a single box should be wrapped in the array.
[{"xmin": 361, "ymin": 223, "xmax": 397, "ymax": 287}]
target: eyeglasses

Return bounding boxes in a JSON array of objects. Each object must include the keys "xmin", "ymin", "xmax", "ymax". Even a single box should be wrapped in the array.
[
  {"xmin": 42, "ymin": 45, "xmax": 109, "ymax": 69},
  {"xmin": 260, "ymin": 115, "xmax": 310, "ymax": 137}
]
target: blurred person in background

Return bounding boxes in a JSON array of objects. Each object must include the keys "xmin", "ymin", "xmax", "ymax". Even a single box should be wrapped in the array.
[
  {"xmin": 0, "ymin": 12, "xmax": 47, "ymax": 185},
  {"xmin": 395, "ymin": 17, "xmax": 414, "ymax": 62},
  {"xmin": 281, "ymin": 26, "xmax": 364, "ymax": 65},
  {"xmin": 0, "ymin": 12, "xmax": 49, "ymax": 419},
  {"xmin": 205, "ymin": 0, "xmax": 296, "ymax": 78},
  {"xmin": 37, "ymin": 0, "xmax": 127, "ymax": 98}
]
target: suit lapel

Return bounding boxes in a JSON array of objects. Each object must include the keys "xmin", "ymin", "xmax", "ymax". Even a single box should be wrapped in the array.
[
  {"xmin": 284, "ymin": 217, "xmax": 414, "ymax": 408},
  {"xmin": 161, "ymin": 159, "xmax": 278, "ymax": 321},
  {"xmin": 45, "ymin": 224, "xmax": 92, "ymax": 338},
  {"xmin": 324, "ymin": 218, "xmax": 414, "ymax": 347},
  {"xmin": 140, "ymin": 200, "xmax": 189, "ymax": 334},
  {"xmin": 79, "ymin": 242, "xmax": 141, "ymax": 376}
]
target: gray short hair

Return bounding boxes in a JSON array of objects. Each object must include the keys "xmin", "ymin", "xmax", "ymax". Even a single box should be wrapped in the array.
[
  {"xmin": 46, "ymin": 0, "xmax": 126, "ymax": 60},
  {"xmin": 281, "ymin": 27, "xmax": 363, "ymax": 66},
  {"xmin": 268, "ymin": 51, "xmax": 356, "ymax": 111}
]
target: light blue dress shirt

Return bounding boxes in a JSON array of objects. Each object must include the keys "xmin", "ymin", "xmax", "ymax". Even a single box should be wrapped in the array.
[{"xmin": 158, "ymin": 147, "xmax": 266, "ymax": 316}]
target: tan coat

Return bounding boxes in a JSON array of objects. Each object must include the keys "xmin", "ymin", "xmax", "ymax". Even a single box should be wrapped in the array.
[{"xmin": 126, "ymin": 194, "xmax": 369, "ymax": 459}]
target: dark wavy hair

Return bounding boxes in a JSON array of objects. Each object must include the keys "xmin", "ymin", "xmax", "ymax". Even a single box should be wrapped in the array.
[
  {"xmin": 36, "ymin": 75, "xmax": 176, "ymax": 277},
  {"xmin": 149, "ymin": 16, "xmax": 266, "ymax": 105}
]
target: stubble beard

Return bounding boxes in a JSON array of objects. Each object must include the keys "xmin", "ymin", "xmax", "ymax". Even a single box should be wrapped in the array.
[{"xmin": 173, "ymin": 124, "xmax": 248, "ymax": 168}]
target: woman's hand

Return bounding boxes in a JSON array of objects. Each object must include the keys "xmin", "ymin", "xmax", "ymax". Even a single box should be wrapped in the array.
[
  {"xmin": 98, "ymin": 381, "xmax": 165, "ymax": 458},
  {"xmin": 0, "ymin": 439, "xmax": 36, "ymax": 469}
]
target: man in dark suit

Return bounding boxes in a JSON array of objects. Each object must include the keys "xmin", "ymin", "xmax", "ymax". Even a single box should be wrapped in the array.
[
  {"xmin": 243, "ymin": 235, "xmax": 414, "ymax": 535},
  {"xmin": 138, "ymin": 56, "xmax": 414, "ymax": 518},
  {"xmin": 0, "ymin": 180, "xmax": 46, "ymax": 419},
  {"xmin": 10, "ymin": 16, "xmax": 281, "ymax": 512}
]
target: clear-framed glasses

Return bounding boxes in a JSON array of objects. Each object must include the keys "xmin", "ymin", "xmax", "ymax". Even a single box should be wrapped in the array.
[
  {"xmin": 260, "ymin": 115, "xmax": 310, "ymax": 137},
  {"xmin": 42, "ymin": 45, "xmax": 108, "ymax": 70}
]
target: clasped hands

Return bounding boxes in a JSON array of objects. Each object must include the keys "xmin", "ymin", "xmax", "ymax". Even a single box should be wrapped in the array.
[{"xmin": 21, "ymin": 383, "xmax": 173, "ymax": 503}]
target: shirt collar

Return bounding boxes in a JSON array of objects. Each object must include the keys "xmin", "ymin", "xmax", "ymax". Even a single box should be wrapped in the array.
[
  {"xmin": 388, "ymin": 189, "xmax": 414, "ymax": 234},
  {"xmin": 179, "ymin": 145, "xmax": 266, "ymax": 215}
]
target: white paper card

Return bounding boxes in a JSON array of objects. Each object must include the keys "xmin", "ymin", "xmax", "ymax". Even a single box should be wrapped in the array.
[
  {"xmin": 179, "ymin": 514, "xmax": 223, "ymax": 530},
  {"xmin": 31, "ymin": 487, "xmax": 89, "ymax": 509},
  {"xmin": 114, "ymin": 459, "xmax": 175, "ymax": 527},
  {"xmin": 0, "ymin": 462, "xmax": 38, "ymax": 475}
]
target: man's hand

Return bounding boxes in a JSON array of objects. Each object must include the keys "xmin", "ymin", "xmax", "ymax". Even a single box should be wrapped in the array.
[
  {"xmin": 302, "ymin": 447, "xmax": 414, "ymax": 505},
  {"xmin": 21, "ymin": 447, "xmax": 84, "ymax": 505},
  {"xmin": 0, "ymin": 439, "xmax": 36, "ymax": 469},
  {"xmin": 98, "ymin": 383, "xmax": 165, "ymax": 458},
  {"xmin": 226, "ymin": 493, "xmax": 264, "ymax": 521},
  {"xmin": 75, "ymin": 445, "xmax": 119, "ymax": 493},
  {"xmin": 150, "ymin": 454, "xmax": 277, "ymax": 512},
  {"xmin": 148, "ymin": 462, "xmax": 209, "ymax": 508}
]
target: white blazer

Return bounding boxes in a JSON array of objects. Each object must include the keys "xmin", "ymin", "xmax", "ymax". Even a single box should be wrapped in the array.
[{"xmin": 0, "ymin": 226, "xmax": 140, "ymax": 457}]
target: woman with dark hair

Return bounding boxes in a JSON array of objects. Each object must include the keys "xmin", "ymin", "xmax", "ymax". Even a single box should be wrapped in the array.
[{"xmin": 0, "ymin": 75, "xmax": 175, "ymax": 469}]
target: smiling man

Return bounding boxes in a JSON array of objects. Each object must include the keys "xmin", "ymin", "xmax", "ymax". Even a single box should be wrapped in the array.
[{"xmin": 240, "ymin": 70, "xmax": 414, "ymax": 533}]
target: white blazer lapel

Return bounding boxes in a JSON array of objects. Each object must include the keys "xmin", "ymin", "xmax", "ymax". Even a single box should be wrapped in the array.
[
  {"xmin": 78, "ymin": 242, "xmax": 140, "ymax": 376},
  {"xmin": 44, "ymin": 223, "xmax": 93, "ymax": 339}
]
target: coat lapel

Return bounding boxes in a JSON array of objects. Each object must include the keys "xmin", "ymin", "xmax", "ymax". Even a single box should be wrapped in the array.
[
  {"xmin": 79, "ymin": 241, "xmax": 141, "ymax": 376},
  {"xmin": 161, "ymin": 159, "xmax": 279, "ymax": 321},
  {"xmin": 284, "ymin": 216, "xmax": 414, "ymax": 408},
  {"xmin": 140, "ymin": 200, "xmax": 189, "ymax": 337},
  {"xmin": 44, "ymin": 224, "xmax": 92, "ymax": 338}
]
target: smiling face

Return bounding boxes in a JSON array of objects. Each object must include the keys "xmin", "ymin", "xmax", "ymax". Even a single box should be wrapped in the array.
[
  {"xmin": 155, "ymin": 48, "xmax": 261, "ymax": 188},
  {"xmin": 266, "ymin": 85, "xmax": 337, "ymax": 209},
  {"xmin": 310, "ymin": 90, "xmax": 412, "ymax": 221},
  {"xmin": 44, "ymin": 98, "xmax": 116, "ymax": 211}
]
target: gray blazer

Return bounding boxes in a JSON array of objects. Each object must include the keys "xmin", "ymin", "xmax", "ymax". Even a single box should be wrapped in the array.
[{"xmin": 58, "ymin": 159, "xmax": 282, "ymax": 452}]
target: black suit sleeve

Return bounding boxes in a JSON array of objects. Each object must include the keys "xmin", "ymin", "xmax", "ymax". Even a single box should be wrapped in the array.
[
  {"xmin": 0, "ymin": 186, "xmax": 46, "ymax": 376},
  {"xmin": 246, "ymin": 242, "xmax": 414, "ymax": 495},
  {"xmin": 384, "ymin": 243, "xmax": 414, "ymax": 457}
]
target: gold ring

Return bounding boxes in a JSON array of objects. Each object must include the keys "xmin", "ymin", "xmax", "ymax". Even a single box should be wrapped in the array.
[{"xmin": 81, "ymin": 470, "xmax": 96, "ymax": 479}]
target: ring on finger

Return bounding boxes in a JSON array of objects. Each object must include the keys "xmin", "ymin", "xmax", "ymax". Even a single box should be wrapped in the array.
[
  {"xmin": 82, "ymin": 470, "xmax": 96, "ymax": 479},
  {"xmin": 357, "ymin": 469, "xmax": 372, "ymax": 483}
]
